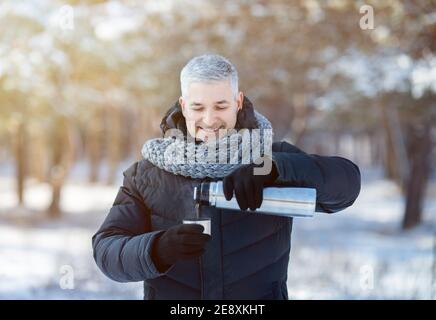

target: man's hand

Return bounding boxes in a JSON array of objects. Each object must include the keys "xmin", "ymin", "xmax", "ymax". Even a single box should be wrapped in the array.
[
  {"xmin": 223, "ymin": 162, "xmax": 278, "ymax": 211},
  {"xmin": 151, "ymin": 224, "xmax": 211, "ymax": 272}
]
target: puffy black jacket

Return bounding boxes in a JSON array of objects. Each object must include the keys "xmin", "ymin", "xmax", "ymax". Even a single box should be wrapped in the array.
[
  {"xmin": 92, "ymin": 98, "xmax": 361, "ymax": 299},
  {"xmin": 92, "ymin": 142, "xmax": 360, "ymax": 300}
]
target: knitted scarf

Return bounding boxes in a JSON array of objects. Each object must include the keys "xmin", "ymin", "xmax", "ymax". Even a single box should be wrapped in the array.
[{"xmin": 141, "ymin": 98, "xmax": 273, "ymax": 179}]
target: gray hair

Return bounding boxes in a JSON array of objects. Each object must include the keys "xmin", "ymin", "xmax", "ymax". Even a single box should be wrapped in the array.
[{"xmin": 180, "ymin": 54, "xmax": 239, "ymax": 99}]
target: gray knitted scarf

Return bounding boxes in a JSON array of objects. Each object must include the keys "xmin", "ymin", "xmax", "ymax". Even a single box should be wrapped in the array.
[{"xmin": 141, "ymin": 110, "xmax": 273, "ymax": 179}]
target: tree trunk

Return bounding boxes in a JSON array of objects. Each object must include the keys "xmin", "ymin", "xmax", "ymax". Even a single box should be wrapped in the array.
[
  {"xmin": 289, "ymin": 93, "xmax": 308, "ymax": 146},
  {"xmin": 402, "ymin": 121, "xmax": 432, "ymax": 229},
  {"xmin": 106, "ymin": 105, "xmax": 121, "ymax": 185},
  {"xmin": 48, "ymin": 166, "xmax": 64, "ymax": 219},
  {"xmin": 13, "ymin": 119, "xmax": 26, "ymax": 205},
  {"xmin": 47, "ymin": 117, "xmax": 73, "ymax": 219},
  {"xmin": 29, "ymin": 126, "xmax": 47, "ymax": 182},
  {"xmin": 380, "ymin": 102, "xmax": 409, "ymax": 188},
  {"xmin": 87, "ymin": 107, "xmax": 103, "ymax": 183}
]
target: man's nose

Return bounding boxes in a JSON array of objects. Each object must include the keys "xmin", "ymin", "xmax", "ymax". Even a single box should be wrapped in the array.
[{"xmin": 203, "ymin": 110, "xmax": 217, "ymax": 127}]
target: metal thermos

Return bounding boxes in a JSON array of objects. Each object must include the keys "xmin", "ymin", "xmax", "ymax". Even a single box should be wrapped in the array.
[{"xmin": 194, "ymin": 181, "xmax": 316, "ymax": 218}]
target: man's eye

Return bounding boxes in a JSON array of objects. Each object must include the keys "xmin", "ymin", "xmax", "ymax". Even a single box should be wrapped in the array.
[{"xmin": 217, "ymin": 106, "xmax": 228, "ymax": 110}]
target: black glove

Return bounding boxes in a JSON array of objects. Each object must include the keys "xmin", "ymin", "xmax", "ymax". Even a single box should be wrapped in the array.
[
  {"xmin": 151, "ymin": 224, "xmax": 211, "ymax": 272},
  {"xmin": 223, "ymin": 162, "xmax": 278, "ymax": 211}
]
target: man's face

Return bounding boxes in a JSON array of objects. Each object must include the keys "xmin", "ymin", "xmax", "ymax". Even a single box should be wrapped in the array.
[{"xmin": 179, "ymin": 80, "xmax": 243, "ymax": 142}]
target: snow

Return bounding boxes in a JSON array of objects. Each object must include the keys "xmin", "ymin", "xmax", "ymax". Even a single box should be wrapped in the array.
[
  {"xmin": 288, "ymin": 171, "xmax": 435, "ymax": 299},
  {"xmin": 320, "ymin": 49, "xmax": 436, "ymax": 100},
  {"xmin": 0, "ymin": 165, "xmax": 434, "ymax": 299}
]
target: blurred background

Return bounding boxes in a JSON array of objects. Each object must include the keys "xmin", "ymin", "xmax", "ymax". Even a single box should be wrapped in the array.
[{"xmin": 0, "ymin": 0, "xmax": 435, "ymax": 299}]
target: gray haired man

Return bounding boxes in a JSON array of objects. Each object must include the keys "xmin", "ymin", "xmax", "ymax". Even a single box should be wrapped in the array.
[{"xmin": 93, "ymin": 54, "xmax": 361, "ymax": 299}]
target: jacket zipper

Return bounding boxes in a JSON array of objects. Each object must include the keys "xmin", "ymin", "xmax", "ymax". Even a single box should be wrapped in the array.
[{"xmin": 197, "ymin": 179, "xmax": 206, "ymax": 300}]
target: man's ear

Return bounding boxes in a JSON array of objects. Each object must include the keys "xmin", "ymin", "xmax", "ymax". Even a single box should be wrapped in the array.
[
  {"xmin": 179, "ymin": 97, "xmax": 186, "ymax": 116},
  {"xmin": 237, "ymin": 91, "xmax": 244, "ymax": 111}
]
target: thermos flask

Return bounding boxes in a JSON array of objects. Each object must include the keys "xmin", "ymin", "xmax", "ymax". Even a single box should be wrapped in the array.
[{"xmin": 193, "ymin": 181, "xmax": 316, "ymax": 218}]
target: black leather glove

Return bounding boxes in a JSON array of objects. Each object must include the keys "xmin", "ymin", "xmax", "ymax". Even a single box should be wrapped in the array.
[
  {"xmin": 151, "ymin": 224, "xmax": 211, "ymax": 272},
  {"xmin": 223, "ymin": 161, "xmax": 278, "ymax": 211}
]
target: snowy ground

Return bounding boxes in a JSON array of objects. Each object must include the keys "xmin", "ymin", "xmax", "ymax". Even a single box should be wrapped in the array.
[
  {"xmin": 0, "ymin": 164, "xmax": 434, "ymax": 299},
  {"xmin": 288, "ymin": 169, "xmax": 435, "ymax": 299}
]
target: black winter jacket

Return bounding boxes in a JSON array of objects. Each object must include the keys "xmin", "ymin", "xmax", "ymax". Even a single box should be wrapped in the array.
[{"xmin": 92, "ymin": 99, "xmax": 361, "ymax": 299}]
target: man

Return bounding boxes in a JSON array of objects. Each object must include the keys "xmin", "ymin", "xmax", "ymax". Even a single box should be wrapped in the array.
[{"xmin": 92, "ymin": 54, "xmax": 361, "ymax": 300}]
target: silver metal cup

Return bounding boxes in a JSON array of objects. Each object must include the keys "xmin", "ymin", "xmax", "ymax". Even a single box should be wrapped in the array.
[{"xmin": 182, "ymin": 218, "xmax": 211, "ymax": 235}]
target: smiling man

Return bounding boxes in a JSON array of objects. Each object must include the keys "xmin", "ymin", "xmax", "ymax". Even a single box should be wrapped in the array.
[{"xmin": 92, "ymin": 54, "xmax": 361, "ymax": 300}]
